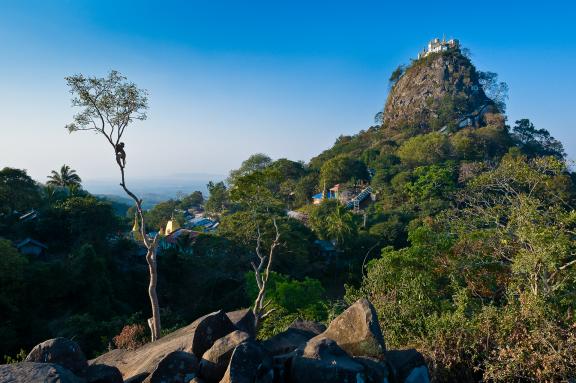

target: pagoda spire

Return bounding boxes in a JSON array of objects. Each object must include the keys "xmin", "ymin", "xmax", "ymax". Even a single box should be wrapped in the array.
[{"xmin": 132, "ymin": 213, "xmax": 140, "ymax": 233}]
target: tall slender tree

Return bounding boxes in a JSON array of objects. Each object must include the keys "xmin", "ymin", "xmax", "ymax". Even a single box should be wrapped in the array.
[{"xmin": 64, "ymin": 70, "xmax": 163, "ymax": 341}]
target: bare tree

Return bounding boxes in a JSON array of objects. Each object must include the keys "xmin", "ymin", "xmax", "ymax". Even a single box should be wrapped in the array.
[
  {"xmin": 64, "ymin": 70, "xmax": 162, "ymax": 341},
  {"xmin": 251, "ymin": 218, "xmax": 282, "ymax": 330}
]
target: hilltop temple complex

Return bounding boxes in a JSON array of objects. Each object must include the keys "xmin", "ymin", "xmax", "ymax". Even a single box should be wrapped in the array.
[{"xmin": 417, "ymin": 37, "xmax": 460, "ymax": 59}]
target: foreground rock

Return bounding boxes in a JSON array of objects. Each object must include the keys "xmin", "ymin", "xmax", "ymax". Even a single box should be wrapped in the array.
[
  {"xmin": 290, "ymin": 336, "xmax": 365, "ymax": 383},
  {"xmin": 86, "ymin": 364, "xmax": 123, "ymax": 383},
  {"xmin": 353, "ymin": 356, "xmax": 390, "ymax": 383},
  {"xmin": 320, "ymin": 298, "xmax": 386, "ymax": 360},
  {"xmin": 0, "ymin": 362, "xmax": 83, "ymax": 383},
  {"xmin": 199, "ymin": 330, "xmax": 250, "ymax": 382},
  {"xmin": 261, "ymin": 328, "xmax": 314, "ymax": 357},
  {"xmin": 220, "ymin": 341, "xmax": 272, "ymax": 383},
  {"xmin": 288, "ymin": 319, "xmax": 326, "ymax": 336},
  {"xmin": 226, "ymin": 309, "xmax": 256, "ymax": 339},
  {"xmin": 25, "ymin": 337, "xmax": 88, "ymax": 376},
  {"xmin": 92, "ymin": 310, "xmax": 235, "ymax": 381},
  {"xmin": 190, "ymin": 310, "xmax": 237, "ymax": 358},
  {"xmin": 143, "ymin": 351, "xmax": 198, "ymax": 383},
  {"xmin": 387, "ymin": 349, "xmax": 429, "ymax": 383},
  {"xmin": 12, "ymin": 299, "xmax": 427, "ymax": 383}
]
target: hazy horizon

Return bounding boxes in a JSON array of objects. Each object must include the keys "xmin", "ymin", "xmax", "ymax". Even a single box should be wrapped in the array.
[{"xmin": 83, "ymin": 173, "xmax": 225, "ymax": 198}]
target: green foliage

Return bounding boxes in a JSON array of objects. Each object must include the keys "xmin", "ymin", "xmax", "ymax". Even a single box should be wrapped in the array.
[
  {"xmin": 0, "ymin": 167, "xmax": 41, "ymax": 214},
  {"xmin": 325, "ymin": 204, "xmax": 356, "ymax": 246},
  {"xmin": 38, "ymin": 196, "xmax": 120, "ymax": 249},
  {"xmin": 144, "ymin": 199, "xmax": 184, "ymax": 231},
  {"xmin": 478, "ymin": 71, "xmax": 508, "ymax": 112},
  {"xmin": 404, "ymin": 163, "xmax": 456, "ymax": 202},
  {"xmin": 389, "ymin": 65, "xmax": 405, "ymax": 87},
  {"xmin": 205, "ymin": 181, "xmax": 230, "ymax": 214},
  {"xmin": 228, "ymin": 153, "xmax": 272, "ymax": 186},
  {"xmin": 450, "ymin": 125, "xmax": 511, "ymax": 160},
  {"xmin": 319, "ymin": 155, "xmax": 369, "ymax": 187},
  {"xmin": 396, "ymin": 132, "xmax": 451, "ymax": 167},
  {"xmin": 218, "ymin": 211, "xmax": 315, "ymax": 278},
  {"xmin": 511, "ymin": 118, "xmax": 565, "ymax": 159},
  {"xmin": 351, "ymin": 152, "xmax": 576, "ymax": 381},
  {"xmin": 178, "ymin": 191, "xmax": 204, "ymax": 208},
  {"xmin": 245, "ymin": 271, "xmax": 327, "ymax": 338},
  {"xmin": 46, "ymin": 165, "xmax": 82, "ymax": 189},
  {"xmin": 429, "ymin": 94, "xmax": 470, "ymax": 131},
  {"xmin": 3, "ymin": 349, "xmax": 27, "ymax": 364},
  {"xmin": 65, "ymin": 70, "xmax": 148, "ymax": 136}
]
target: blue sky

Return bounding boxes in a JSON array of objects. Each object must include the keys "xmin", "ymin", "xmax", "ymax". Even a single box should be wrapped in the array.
[{"xmin": 1, "ymin": 0, "xmax": 575, "ymax": 183}]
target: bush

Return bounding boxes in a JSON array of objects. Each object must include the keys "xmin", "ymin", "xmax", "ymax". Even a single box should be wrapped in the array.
[
  {"xmin": 113, "ymin": 324, "xmax": 148, "ymax": 350},
  {"xmin": 397, "ymin": 132, "xmax": 451, "ymax": 167}
]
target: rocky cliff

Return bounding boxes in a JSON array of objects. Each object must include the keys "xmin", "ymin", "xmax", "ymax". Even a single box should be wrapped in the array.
[{"xmin": 383, "ymin": 48, "xmax": 492, "ymax": 136}]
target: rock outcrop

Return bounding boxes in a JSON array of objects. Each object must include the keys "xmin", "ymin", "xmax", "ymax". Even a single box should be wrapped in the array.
[
  {"xmin": 143, "ymin": 351, "xmax": 198, "ymax": 383},
  {"xmin": 226, "ymin": 309, "xmax": 256, "ymax": 339},
  {"xmin": 0, "ymin": 362, "xmax": 83, "ymax": 383},
  {"xmin": 383, "ymin": 48, "xmax": 491, "ymax": 135},
  {"xmin": 189, "ymin": 310, "xmax": 237, "ymax": 358},
  {"xmin": 91, "ymin": 310, "xmax": 235, "ymax": 381},
  {"xmin": 319, "ymin": 298, "xmax": 386, "ymax": 360},
  {"xmin": 86, "ymin": 364, "xmax": 124, "ymax": 383},
  {"xmin": 199, "ymin": 330, "xmax": 250, "ymax": 382},
  {"xmin": 220, "ymin": 341, "xmax": 272, "ymax": 383},
  {"xmin": 25, "ymin": 337, "xmax": 88, "ymax": 376},
  {"xmin": 288, "ymin": 318, "xmax": 326, "ymax": 335},
  {"xmin": 3, "ymin": 300, "xmax": 429, "ymax": 383}
]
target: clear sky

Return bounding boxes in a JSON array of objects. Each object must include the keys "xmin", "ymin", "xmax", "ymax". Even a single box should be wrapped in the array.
[{"xmin": 1, "ymin": 0, "xmax": 575, "ymax": 184}]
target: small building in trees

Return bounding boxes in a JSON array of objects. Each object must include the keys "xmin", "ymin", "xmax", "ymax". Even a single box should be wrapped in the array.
[
  {"xmin": 19, "ymin": 209, "xmax": 38, "ymax": 223},
  {"xmin": 15, "ymin": 238, "xmax": 48, "ymax": 258},
  {"xmin": 312, "ymin": 184, "xmax": 340, "ymax": 205}
]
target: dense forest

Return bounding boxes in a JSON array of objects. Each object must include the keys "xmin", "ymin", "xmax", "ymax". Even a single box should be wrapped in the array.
[{"xmin": 1, "ymin": 45, "xmax": 575, "ymax": 381}]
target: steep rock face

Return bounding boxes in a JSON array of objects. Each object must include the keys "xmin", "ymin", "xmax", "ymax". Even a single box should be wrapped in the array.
[{"xmin": 383, "ymin": 49, "xmax": 490, "ymax": 135}]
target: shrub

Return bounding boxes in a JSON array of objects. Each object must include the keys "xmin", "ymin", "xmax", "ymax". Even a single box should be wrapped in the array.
[
  {"xmin": 397, "ymin": 132, "xmax": 451, "ymax": 167},
  {"xmin": 113, "ymin": 324, "xmax": 148, "ymax": 350}
]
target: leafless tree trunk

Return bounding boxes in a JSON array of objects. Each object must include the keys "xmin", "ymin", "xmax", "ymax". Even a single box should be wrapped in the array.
[
  {"xmin": 251, "ymin": 218, "xmax": 281, "ymax": 330},
  {"xmin": 118, "ymin": 162, "xmax": 162, "ymax": 341}
]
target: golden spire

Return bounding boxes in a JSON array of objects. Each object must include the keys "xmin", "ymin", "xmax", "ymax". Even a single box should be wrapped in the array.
[
  {"xmin": 165, "ymin": 214, "xmax": 179, "ymax": 236},
  {"xmin": 132, "ymin": 213, "xmax": 140, "ymax": 233}
]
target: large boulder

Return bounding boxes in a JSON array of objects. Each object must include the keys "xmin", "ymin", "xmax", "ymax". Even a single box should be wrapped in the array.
[
  {"xmin": 290, "ymin": 357, "xmax": 364, "ymax": 383},
  {"xmin": 288, "ymin": 319, "xmax": 326, "ymax": 336},
  {"xmin": 290, "ymin": 336, "xmax": 366, "ymax": 383},
  {"xmin": 190, "ymin": 310, "xmax": 237, "ymax": 358},
  {"xmin": 91, "ymin": 311, "xmax": 235, "ymax": 381},
  {"xmin": 26, "ymin": 337, "xmax": 88, "ymax": 376},
  {"xmin": 320, "ymin": 298, "xmax": 386, "ymax": 359},
  {"xmin": 199, "ymin": 330, "xmax": 250, "ymax": 382},
  {"xmin": 261, "ymin": 329, "xmax": 314, "ymax": 357},
  {"xmin": 0, "ymin": 362, "xmax": 83, "ymax": 383},
  {"xmin": 226, "ymin": 309, "xmax": 256, "ymax": 338},
  {"xmin": 353, "ymin": 356, "xmax": 390, "ymax": 383},
  {"xmin": 302, "ymin": 336, "xmax": 349, "ymax": 360},
  {"xmin": 86, "ymin": 364, "xmax": 123, "ymax": 383},
  {"xmin": 220, "ymin": 341, "xmax": 272, "ymax": 383},
  {"xmin": 143, "ymin": 351, "xmax": 199, "ymax": 383},
  {"xmin": 386, "ymin": 349, "xmax": 429, "ymax": 383}
]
